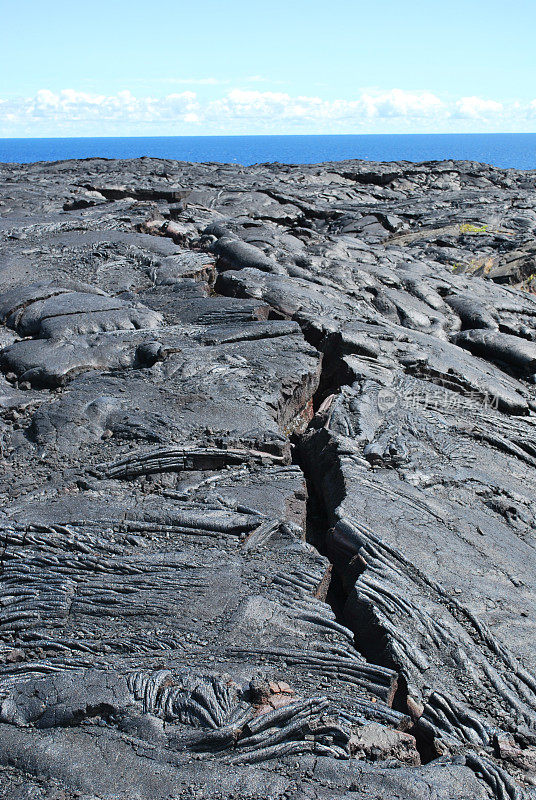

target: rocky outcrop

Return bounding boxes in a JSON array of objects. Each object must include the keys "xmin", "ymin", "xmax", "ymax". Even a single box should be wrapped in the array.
[{"xmin": 0, "ymin": 156, "xmax": 535, "ymax": 799}]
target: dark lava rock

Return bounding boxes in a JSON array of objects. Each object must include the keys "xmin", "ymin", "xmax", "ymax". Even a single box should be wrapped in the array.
[{"xmin": 0, "ymin": 156, "xmax": 535, "ymax": 799}]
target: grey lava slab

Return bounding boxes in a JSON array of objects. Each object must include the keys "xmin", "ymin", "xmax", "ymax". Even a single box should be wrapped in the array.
[{"xmin": 0, "ymin": 156, "xmax": 536, "ymax": 799}]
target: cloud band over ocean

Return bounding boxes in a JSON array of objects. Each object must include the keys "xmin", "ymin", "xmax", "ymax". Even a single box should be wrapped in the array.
[{"xmin": 1, "ymin": 87, "xmax": 535, "ymax": 136}]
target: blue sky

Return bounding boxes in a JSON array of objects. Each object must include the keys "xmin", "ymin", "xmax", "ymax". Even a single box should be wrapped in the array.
[{"xmin": 1, "ymin": 0, "xmax": 535, "ymax": 136}]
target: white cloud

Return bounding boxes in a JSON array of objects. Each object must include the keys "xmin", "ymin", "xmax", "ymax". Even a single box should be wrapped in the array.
[
  {"xmin": 1, "ymin": 89, "xmax": 200, "ymax": 131},
  {"xmin": 209, "ymin": 90, "xmax": 328, "ymax": 121},
  {"xmin": 0, "ymin": 86, "xmax": 532, "ymax": 136},
  {"xmin": 206, "ymin": 88, "xmax": 445, "ymax": 125},
  {"xmin": 454, "ymin": 96, "xmax": 504, "ymax": 119},
  {"xmin": 360, "ymin": 89, "xmax": 444, "ymax": 118}
]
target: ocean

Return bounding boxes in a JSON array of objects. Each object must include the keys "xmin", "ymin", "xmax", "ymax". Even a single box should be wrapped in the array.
[{"xmin": 0, "ymin": 133, "xmax": 535, "ymax": 169}]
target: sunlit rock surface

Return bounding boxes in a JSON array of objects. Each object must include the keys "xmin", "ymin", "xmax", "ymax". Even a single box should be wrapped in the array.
[{"xmin": 0, "ymin": 156, "xmax": 535, "ymax": 798}]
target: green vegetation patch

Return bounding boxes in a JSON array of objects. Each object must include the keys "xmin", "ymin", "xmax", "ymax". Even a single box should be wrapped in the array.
[{"xmin": 459, "ymin": 223, "xmax": 489, "ymax": 234}]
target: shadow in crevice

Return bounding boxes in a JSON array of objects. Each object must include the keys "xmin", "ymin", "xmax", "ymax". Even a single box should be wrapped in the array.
[{"xmin": 293, "ymin": 425, "xmax": 439, "ymax": 765}]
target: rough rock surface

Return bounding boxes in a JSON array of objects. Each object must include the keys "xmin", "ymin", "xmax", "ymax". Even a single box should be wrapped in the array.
[{"xmin": 0, "ymin": 156, "xmax": 535, "ymax": 799}]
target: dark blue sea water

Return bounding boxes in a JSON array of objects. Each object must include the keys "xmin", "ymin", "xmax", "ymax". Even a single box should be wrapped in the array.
[{"xmin": 0, "ymin": 133, "xmax": 535, "ymax": 169}]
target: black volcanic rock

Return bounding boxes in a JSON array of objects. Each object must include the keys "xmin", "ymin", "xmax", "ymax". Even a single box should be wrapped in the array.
[{"xmin": 0, "ymin": 156, "xmax": 535, "ymax": 799}]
